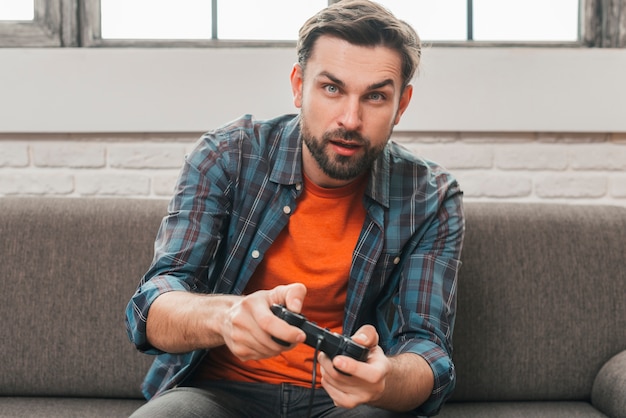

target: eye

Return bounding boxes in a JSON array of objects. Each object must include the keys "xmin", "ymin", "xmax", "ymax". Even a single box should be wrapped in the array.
[
  {"xmin": 324, "ymin": 84, "xmax": 339, "ymax": 94},
  {"xmin": 368, "ymin": 92, "xmax": 386, "ymax": 102}
]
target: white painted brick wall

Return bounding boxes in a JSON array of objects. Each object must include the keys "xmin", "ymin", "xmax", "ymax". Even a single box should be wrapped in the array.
[
  {"xmin": 107, "ymin": 144, "xmax": 187, "ymax": 169},
  {"xmin": 1, "ymin": 132, "xmax": 625, "ymax": 207},
  {"xmin": 612, "ymin": 174, "xmax": 626, "ymax": 198},
  {"xmin": 32, "ymin": 142, "xmax": 106, "ymax": 168},
  {"xmin": 0, "ymin": 142, "xmax": 29, "ymax": 167}
]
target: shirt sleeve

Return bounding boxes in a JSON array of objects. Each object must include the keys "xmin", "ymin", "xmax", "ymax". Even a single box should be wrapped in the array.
[
  {"xmin": 389, "ymin": 174, "xmax": 465, "ymax": 416},
  {"xmin": 125, "ymin": 133, "xmax": 234, "ymax": 353}
]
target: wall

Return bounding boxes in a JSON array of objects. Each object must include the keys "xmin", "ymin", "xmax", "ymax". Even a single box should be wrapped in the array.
[
  {"xmin": 2, "ymin": 131, "xmax": 624, "ymax": 206},
  {"xmin": 1, "ymin": 47, "xmax": 625, "ymax": 206}
]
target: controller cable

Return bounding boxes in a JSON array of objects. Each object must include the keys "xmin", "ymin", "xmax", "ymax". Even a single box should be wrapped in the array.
[{"xmin": 307, "ymin": 335, "xmax": 325, "ymax": 418}]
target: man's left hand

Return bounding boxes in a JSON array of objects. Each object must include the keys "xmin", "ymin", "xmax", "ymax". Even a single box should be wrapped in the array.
[{"xmin": 318, "ymin": 324, "xmax": 389, "ymax": 408}]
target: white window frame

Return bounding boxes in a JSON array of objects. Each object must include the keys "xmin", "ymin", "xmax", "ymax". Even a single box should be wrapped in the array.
[
  {"xmin": 2, "ymin": 0, "xmax": 624, "ymax": 48},
  {"xmin": 0, "ymin": 0, "xmax": 78, "ymax": 47}
]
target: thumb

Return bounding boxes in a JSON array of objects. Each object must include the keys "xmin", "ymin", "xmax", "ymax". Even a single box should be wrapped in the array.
[
  {"xmin": 352, "ymin": 324, "xmax": 379, "ymax": 348},
  {"xmin": 271, "ymin": 283, "xmax": 307, "ymax": 313}
]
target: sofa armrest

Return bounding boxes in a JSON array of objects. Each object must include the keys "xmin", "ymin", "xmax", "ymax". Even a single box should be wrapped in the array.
[{"xmin": 592, "ymin": 350, "xmax": 626, "ymax": 418}]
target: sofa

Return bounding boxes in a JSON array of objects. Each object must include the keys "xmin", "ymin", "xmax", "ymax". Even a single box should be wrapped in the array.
[{"xmin": 0, "ymin": 197, "xmax": 624, "ymax": 417}]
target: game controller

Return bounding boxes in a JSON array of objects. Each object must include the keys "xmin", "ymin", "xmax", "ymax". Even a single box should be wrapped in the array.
[{"xmin": 270, "ymin": 304, "xmax": 369, "ymax": 362}]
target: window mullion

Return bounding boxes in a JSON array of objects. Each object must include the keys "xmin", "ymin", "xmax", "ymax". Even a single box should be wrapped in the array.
[
  {"xmin": 0, "ymin": 0, "xmax": 63, "ymax": 47},
  {"xmin": 467, "ymin": 0, "xmax": 474, "ymax": 41},
  {"xmin": 212, "ymin": 0, "xmax": 218, "ymax": 39},
  {"xmin": 582, "ymin": 0, "xmax": 626, "ymax": 47},
  {"xmin": 61, "ymin": 0, "xmax": 79, "ymax": 46}
]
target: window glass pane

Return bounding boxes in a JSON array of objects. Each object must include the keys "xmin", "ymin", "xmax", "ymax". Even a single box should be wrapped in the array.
[
  {"xmin": 376, "ymin": 0, "xmax": 467, "ymax": 41},
  {"xmin": 0, "ymin": 0, "xmax": 34, "ymax": 21},
  {"xmin": 97, "ymin": 0, "xmax": 580, "ymax": 43},
  {"xmin": 101, "ymin": 0, "xmax": 212, "ymax": 39},
  {"xmin": 218, "ymin": 0, "xmax": 326, "ymax": 40},
  {"xmin": 473, "ymin": 0, "xmax": 579, "ymax": 41}
]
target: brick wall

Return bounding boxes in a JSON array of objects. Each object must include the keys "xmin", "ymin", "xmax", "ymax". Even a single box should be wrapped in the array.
[{"xmin": 1, "ymin": 131, "xmax": 625, "ymax": 206}]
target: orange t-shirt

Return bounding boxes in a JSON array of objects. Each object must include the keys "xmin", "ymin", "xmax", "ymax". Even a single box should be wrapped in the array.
[{"xmin": 194, "ymin": 173, "xmax": 367, "ymax": 387}]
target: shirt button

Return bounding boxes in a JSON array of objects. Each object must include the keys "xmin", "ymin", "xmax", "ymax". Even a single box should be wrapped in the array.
[
  {"xmin": 283, "ymin": 206, "xmax": 292, "ymax": 214},
  {"xmin": 251, "ymin": 250, "xmax": 260, "ymax": 259},
  {"xmin": 295, "ymin": 183, "xmax": 302, "ymax": 191},
  {"xmin": 393, "ymin": 257, "xmax": 401, "ymax": 265}
]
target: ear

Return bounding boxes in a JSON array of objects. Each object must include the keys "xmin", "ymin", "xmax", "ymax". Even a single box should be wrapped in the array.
[
  {"xmin": 290, "ymin": 63, "xmax": 304, "ymax": 109},
  {"xmin": 394, "ymin": 84, "xmax": 413, "ymax": 125}
]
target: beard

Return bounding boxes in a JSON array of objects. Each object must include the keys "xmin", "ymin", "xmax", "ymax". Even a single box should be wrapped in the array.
[{"xmin": 301, "ymin": 122, "xmax": 388, "ymax": 182}]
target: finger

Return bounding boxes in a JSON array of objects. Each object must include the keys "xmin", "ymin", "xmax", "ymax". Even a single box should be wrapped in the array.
[
  {"xmin": 351, "ymin": 324, "xmax": 378, "ymax": 348},
  {"xmin": 226, "ymin": 310, "xmax": 276, "ymax": 359},
  {"xmin": 284, "ymin": 283, "xmax": 306, "ymax": 313},
  {"xmin": 326, "ymin": 345, "xmax": 386, "ymax": 382},
  {"xmin": 256, "ymin": 302, "xmax": 306, "ymax": 346},
  {"xmin": 321, "ymin": 371, "xmax": 365, "ymax": 409},
  {"xmin": 332, "ymin": 355, "xmax": 362, "ymax": 378},
  {"xmin": 226, "ymin": 296, "xmax": 297, "ymax": 360},
  {"xmin": 233, "ymin": 318, "xmax": 301, "ymax": 361},
  {"xmin": 319, "ymin": 352, "xmax": 354, "ymax": 382},
  {"xmin": 265, "ymin": 314, "xmax": 306, "ymax": 346},
  {"xmin": 269, "ymin": 283, "xmax": 307, "ymax": 313}
]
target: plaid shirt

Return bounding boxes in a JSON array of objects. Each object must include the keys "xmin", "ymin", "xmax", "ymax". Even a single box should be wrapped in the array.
[{"xmin": 126, "ymin": 114, "xmax": 464, "ymax": 416}]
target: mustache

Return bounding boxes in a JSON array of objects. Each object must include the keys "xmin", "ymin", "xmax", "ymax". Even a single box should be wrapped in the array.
[{"xmin": 322, "ymin": 129, "xmax": 366, "ymax": 144}]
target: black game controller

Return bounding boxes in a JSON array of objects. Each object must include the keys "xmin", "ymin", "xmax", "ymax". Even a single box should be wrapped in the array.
[{"xmin": 270, "ymin": 304, "xmax": 369, "ymax": 362}]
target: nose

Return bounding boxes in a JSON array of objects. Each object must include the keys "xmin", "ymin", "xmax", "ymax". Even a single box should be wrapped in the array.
[{"xmin": 338, "ymin": 96, "xmax": 362, "ymax": 131}]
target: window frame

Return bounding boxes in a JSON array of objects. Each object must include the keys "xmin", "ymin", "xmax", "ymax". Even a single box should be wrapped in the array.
[
  {"xmin": 0, "ymin": 0, "xmax": 77, "ymax": 47},
  {"xmin": 0, "ymin": 0, "xmax": 624, "ymax": 48},
  {"xmin": 80, "ymin": 0, "xmax": 306, "ymax": 48},
  {"xmin": 582, "ymin": 0, "xmax": 626, "ymax": 47}
]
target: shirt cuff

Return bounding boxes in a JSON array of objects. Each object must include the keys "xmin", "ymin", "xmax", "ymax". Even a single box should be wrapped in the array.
[
  {"xmin": 126, "ymin": 275, "xmax": 191, "ymax": 354},
  {"xmin": 389, "ymin": 339, "xmax": 456, "ymax": 416}
]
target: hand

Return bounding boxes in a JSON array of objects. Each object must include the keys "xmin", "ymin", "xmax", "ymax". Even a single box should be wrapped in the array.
[
  {"xmin": 220, "ymin": 283, "xmax": 307, "ymax": 361},
  {"xmin": 318, "ymin": 325, "xmax": 390, "ymax": 409}
]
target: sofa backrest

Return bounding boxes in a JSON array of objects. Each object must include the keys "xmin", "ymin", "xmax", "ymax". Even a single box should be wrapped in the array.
[
  {"xmin": 2, "ymin": 198, "xmax": 624, "ymax": 402},
  {"xmin": 0, "ymin": 197, "xmax": 165, "ymax": 399},
  {"xmin": 450, "ymin": 203, "xmax": 626, "ymax": 402}
]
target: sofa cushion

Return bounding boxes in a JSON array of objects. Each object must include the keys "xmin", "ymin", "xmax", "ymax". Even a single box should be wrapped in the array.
[
  {"xmin": 592, "ymin": 349, "xmax": 626, "ymax": 418},
  {"xmin": 0, "ymin": 397, "xmax": 145, "ymax": 418},
  {"xmin": 439, "ymin": 401, "xmax": 607, "ymax": 418},
  {"xmin": 0, "ymin": 198, "xmax": 165, "ymax": 398},
  {"xmin": 450, "ymin": 203, "xmax": 626, "ymax": 402}
]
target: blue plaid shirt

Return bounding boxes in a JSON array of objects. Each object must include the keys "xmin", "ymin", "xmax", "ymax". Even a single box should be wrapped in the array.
[{"xmin": 126, "ymin": 114, "xmax": 464, "ymax": 416}]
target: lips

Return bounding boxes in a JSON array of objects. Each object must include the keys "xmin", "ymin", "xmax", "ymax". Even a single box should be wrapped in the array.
[
  {"xmin": 330, "ymin": 139, "xmax": 360, "ymax": 148},
  {"xmin": 329, "ymin": 139, "xmax": 362, "ymax": 157}
]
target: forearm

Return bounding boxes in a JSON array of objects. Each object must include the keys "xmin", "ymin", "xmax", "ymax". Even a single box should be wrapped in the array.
[
  {"xmin": 146, "ymin": 291, "xmax": 241, "ymax": 354},
  {"xmin": 371, "ymin": 353, "xmax": 434, "ymax": 412}
]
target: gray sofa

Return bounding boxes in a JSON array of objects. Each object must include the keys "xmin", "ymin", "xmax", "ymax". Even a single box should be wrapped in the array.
[{"xmin": 1, "ymin": 197, "xmax": 624, "ymax": 417}]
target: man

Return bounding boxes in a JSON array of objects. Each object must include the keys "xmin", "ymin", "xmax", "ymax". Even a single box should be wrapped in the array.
[{"xmin": 126, "ymin": 1, "xmax": 464, "ymax": 416}]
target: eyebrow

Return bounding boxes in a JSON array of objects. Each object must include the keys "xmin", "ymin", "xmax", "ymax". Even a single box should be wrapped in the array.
[{"xmin": 318, "ymin": 71, "xmax": 395, "ymax": 91}]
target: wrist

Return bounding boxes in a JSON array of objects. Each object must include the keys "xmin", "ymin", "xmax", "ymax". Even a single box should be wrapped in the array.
[{"xmin": 197, "ymin": 294, "xmax": 241, "ymax": 349}]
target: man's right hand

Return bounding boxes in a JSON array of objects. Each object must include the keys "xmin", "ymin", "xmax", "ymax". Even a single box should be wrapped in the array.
[
  {"xmin": 220, "ymin": 283, "xmax": 307, "ymax": 361},
  {"xmin": 145, "ymin": 282, "xmax": 307, "ymax": 358}
]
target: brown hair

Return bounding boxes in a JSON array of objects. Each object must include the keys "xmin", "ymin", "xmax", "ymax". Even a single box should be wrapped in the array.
[{"xmin": 296, "ymin": 0, "xmax": 422, "ymax": 90}]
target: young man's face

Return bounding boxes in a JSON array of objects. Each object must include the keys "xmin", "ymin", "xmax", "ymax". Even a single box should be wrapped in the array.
[{"xmin": 291, "ymin": 35, "xmax": 413, "ymax": 188}]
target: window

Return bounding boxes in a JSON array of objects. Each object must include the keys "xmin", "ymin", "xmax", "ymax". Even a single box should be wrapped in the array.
[
  {"xmin": 470, "ymin": 0, "xmax": 579, "ymax": 42},
  {"xmin": 0, "ymin": 0, "xmax": 624, "ymax": 48},
  {"xmin": 99, "ymin": 0, "xmax": 327, "ymax": 42},
  {"xmin": 0, "ymin": 0, "xmax": 35, "ymax": 20},
  {"xmin": 0, "ymin": 0, "xmax": 66, "ymax": 47},
  {"xmin": 94, "ymin": 0, "xmax": 580, "ymax": 44},
  {"xmin": 377, "ymin": 0, "xmax": 580, "ymax": 42}
]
